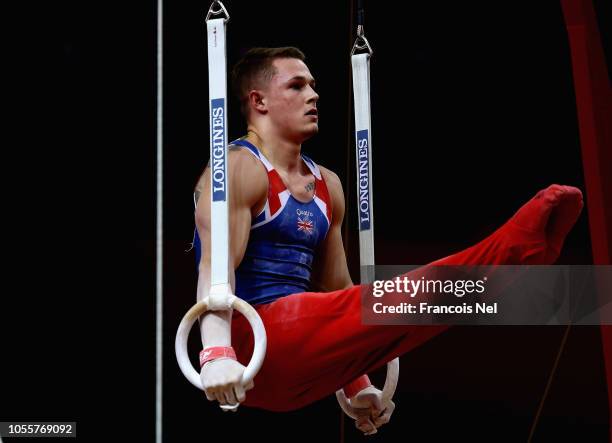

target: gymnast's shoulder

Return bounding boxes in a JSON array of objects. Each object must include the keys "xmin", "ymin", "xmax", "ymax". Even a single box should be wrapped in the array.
[
  {"xmin": 317, "ymin": 164, "xmax": 345, "ymax": 214},
  {"xmin": 194, "ymin": 145, "xmax": 267, "ymax": 201}
]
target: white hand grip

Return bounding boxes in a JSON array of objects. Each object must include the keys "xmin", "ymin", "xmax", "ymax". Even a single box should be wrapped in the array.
[
  {"xmin": 175, "ymin": 295, "xmax": 267, "ymax": 390},
  {"xmin": 335, "ymin": 358, "xmax": 399, "ymax": 419}
]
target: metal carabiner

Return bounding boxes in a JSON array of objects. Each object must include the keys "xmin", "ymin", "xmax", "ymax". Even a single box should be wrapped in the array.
[
  {"xmin": 351, "ymin": 25, "xmax": 373, "ymax": 56},
  {"xmin": 351, "ymin": 36, "xmax": 373, "ymax": 56},
  {"xmin": 205, "ymin": 0, "xmax": 230, "ymax": 23}
]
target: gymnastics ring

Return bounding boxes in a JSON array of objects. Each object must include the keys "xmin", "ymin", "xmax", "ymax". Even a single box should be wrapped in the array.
[
  {"xmin": 175, "ymin": 292, "xmax": 267, "ymax": 410},
  {"xmin": 335, "ymin": 358, "xmax": 399, "ymax": 419}
]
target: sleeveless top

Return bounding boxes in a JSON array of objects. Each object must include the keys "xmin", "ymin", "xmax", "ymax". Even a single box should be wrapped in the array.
[{"xmin": 194, "ymin": 138, "xmax": 332, "ymax": 305}]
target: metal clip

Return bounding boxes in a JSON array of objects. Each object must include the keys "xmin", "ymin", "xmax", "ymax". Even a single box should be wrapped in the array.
[
  {"xmin": 206, "ymin": 0, "xmax": 230, "ymax": 23},
  {"xmin": 351, "ymin": 28, "xmax": 373, "ymax": 56}
]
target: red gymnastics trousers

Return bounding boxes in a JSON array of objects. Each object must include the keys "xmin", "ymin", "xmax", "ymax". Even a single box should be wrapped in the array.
[{"xmin": 230, "ymin": 185, "xmax": 583, "ymax": 411}]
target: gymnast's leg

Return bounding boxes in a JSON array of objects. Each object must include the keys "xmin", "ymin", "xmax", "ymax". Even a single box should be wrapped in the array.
[{"xmin": 232, "ymin": 185, "xmax": 583, "ymax": 411}]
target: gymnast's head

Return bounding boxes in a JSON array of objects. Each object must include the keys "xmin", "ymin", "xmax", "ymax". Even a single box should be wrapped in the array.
[{"xmin": 232, "ymin": 47, "xmax": 319, "ymax": 142}]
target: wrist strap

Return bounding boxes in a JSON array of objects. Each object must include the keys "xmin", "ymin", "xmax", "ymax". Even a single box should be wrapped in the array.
[
  {"xmin": 343, "ymin": 374, "xmax": 372, "ymax": 398},
  {"xmin": 199, "ymin": 346, "xmax": 237, "ymax": 368}
]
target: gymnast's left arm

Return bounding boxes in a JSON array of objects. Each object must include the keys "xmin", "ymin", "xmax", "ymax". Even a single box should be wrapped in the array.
[
  {"xmin": 310, "ymin": 167, "xmax": 353, "ymax": 291},
  {"xmin": 312, "ymin": 167, "xmax": 394, "ymax": 436}
]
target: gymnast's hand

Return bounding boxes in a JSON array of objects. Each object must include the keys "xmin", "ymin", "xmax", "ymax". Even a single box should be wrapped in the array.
[
  {"xmin": 200, "ymin": 358, "xmax": 254, "ymax": 410},
  {"xmin": 349, "ymin": 386, "xmax": 396, "ymax": 436}
]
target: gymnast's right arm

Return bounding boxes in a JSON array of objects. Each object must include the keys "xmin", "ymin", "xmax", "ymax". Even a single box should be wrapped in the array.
[{"xmin": 195, "ymin": 148, "xmax": 267, "ymax": 407}]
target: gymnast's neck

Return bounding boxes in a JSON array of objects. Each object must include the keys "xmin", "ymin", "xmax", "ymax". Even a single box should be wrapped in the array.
[{"xmin": 245, "ymin": 126, "xmax": 310, "ymax": 174}]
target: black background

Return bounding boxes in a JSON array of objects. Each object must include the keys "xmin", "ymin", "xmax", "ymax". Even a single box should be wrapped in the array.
[{"xmin": 2, "ymin": 0, "xmax": 610, "ymax": 441}]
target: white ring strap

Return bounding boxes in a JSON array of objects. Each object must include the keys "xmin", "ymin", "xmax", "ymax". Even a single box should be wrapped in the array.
[
  {"xmin": 335, "ymin": 49, "xmax": 400, "ymax": 420},
  {"xmin": 175, "ymin": 4, "xmax": 267, "ymax": 413},
  {"xmin": 206, "ymin": 17, "xmax": 231, "ymax": 310},
  {"xmin": 352, "ymin": 53, "xmax": 376, "ymax": 285}
]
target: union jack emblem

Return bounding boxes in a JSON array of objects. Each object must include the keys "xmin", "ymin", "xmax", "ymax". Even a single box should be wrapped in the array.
[{"xmin": 297, "ymin": 217, "xmax": 314, "ymax": 234}]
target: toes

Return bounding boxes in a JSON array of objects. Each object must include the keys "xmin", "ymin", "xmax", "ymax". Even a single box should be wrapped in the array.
[{"xmin": 561, "ymin": 186, "xmax": 584, "ymax": 206}]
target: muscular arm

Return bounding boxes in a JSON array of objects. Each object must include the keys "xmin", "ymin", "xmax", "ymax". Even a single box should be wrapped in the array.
[
  {"xmin": 195, "ymin": 148, "xmax": 267, "ymax": 348},
  {"xmin": 311, "ymin": 167, "xmax": 353, "ymax": 291},
  {"xmin": 312, "ymin": 168, "xmax": 394, "ymax": 435}
]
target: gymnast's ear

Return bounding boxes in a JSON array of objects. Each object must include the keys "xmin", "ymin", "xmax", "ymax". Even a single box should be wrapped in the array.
[{"xmin": 247, "ymin": 90, "xmax": 267, "ymax": 115}]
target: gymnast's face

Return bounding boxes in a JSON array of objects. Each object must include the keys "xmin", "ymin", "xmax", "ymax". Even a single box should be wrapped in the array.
[{"xmin": 264, "ymin": 57, "xmax": 319, "ymax": 142}]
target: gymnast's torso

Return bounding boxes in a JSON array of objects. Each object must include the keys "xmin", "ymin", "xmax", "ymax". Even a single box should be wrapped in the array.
[{"xmin": 194, "ymin": 138, "xmax": 333, "ymax": 305}]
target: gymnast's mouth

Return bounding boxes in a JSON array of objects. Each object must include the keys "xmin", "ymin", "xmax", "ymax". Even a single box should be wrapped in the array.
[{"xmin": 305, "ymin": 108, "xmax": 318, "ymax": 116}]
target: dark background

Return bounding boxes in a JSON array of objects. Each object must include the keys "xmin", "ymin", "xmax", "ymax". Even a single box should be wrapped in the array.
[{"xmin": 2, "ymin": 0, "xmax": 610, "ymax": 441}]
